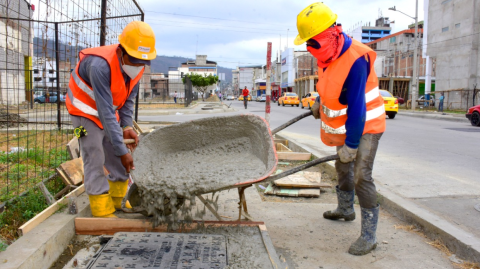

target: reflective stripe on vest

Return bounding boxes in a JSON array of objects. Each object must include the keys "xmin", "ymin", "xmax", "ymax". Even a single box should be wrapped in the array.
[{"xmin": 67, "ymin": 88, "xmax": 98, "ymax": 117}]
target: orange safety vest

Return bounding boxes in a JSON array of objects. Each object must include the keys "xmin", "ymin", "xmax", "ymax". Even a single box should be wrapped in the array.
[
  {"xmin": 66, "ymin": 44, "xmax": 144, "ymax": 129},
  {"xmin": 317, "ymin": 39, "xmax": 385, "ymax": 147}
]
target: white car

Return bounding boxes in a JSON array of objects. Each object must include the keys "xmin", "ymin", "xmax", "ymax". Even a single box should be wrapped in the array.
[{"xmin": 226, "ymin": 95, "xmax": 235, "ymax": 100}]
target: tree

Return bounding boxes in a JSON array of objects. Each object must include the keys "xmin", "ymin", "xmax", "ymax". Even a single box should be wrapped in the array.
[{"xmin": 182, "ymin": 73, "xmax": 219, "ymax": 101}]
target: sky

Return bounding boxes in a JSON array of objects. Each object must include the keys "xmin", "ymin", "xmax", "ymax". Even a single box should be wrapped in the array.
[{"xmin": 140, "ymin": 0, "xmax": 425, "ymax": 69}]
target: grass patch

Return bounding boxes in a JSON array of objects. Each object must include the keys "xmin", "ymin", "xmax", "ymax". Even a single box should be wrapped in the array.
[
  {"xmin": 0, "ymin": 130, "xmax": 71, "ymax": 202},
  {"xmin": 0, "ymin": 187, "xmax": 49, "ymax": 244}
]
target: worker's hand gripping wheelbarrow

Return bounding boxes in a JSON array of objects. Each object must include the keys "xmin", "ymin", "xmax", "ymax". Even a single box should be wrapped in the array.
[{"xmin": 121, "ymin": 111, "xmax": 338, "ymax": 219}]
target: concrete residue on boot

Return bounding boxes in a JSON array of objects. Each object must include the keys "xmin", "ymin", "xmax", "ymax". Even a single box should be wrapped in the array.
[{"xmin": 132, "ymin": 115, "xmax": 277, "ymax": 227}]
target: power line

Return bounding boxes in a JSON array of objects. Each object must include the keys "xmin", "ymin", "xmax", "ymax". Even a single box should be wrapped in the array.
[
  {"xmin": 144, "ymin": 10, "xmax": 290, "ymax": 27},
  {"xmin": 146, "ymin": 18, "xmax": 288, "ymax": 33},
  {"xmin": 147, "ymin": 22, "xmax": 283, "ymax": 35}
]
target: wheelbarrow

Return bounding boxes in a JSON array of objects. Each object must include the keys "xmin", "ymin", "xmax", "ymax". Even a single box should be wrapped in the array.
[{"xmin": 122, "ymin": 111, "xmax": 338, "ymax": 221}]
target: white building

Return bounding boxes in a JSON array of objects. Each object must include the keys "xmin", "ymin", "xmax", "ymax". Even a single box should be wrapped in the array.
[
  {"xmin": 168, "ymin": 55, "xmax": 217, "ymax": 96},
  {"xmin": 238, "ymin": 65, "xmax": 262, "ymax": 95},
  {"xmin": 0, "ymin": 0, "xmax": 34, "ymax": 105},
  {"xmin": 281, "ymin": 48, "xmax": 295, "ymax": 92}
]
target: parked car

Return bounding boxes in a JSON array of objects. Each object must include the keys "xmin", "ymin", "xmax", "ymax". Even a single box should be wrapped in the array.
[
  {"xmin": 238, "ymin": 95, "xmax": 251, "ymax": 101},
  {"xmin": 259, "ymin": 94, "xmax": 266, "ymax": 102},
  {"xmin": 417, "ymin": 95, "xmax": 435, "ymax": 107},
  {"xmin": 278, "ymin": 92, "xmax": 299, "ymax": 107},
  {"xmin": 466, "ymin": 104, "xmax": 480, "ymax": 126},
  {"xmin": 380, "ymin": 90, "xmax": 398, "ymax": 119},
  {"xmin": 226, "ymin": 95, "xmax": 235, "ymax": 101},
  {"xmin": 394, "ymin": 96, "xmax": 405, "ymax": 105},
  {"xmin": 300, "ymin": 91, "xmax": 319, "ymax": 109},
  {"xmin": 34, "ymin": 92, "xmax": 66, "ymax": 103}
]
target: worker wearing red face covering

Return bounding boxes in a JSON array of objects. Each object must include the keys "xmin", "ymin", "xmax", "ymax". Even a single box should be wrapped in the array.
[{"xmin": 295, "ymin": 3, "xmax": 386, "ymax": 256}]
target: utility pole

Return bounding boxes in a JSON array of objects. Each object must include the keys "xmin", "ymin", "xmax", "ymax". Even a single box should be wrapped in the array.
[
  {"xmin": 412, "ymin": 0, "xmax": 419, "ymax": 110},
  {"xmin": 265, "ymin": 42, "xmax": 272, "ymax": 124},
  {"xmin": 389, "ymin": 4, "xmax": 419, "ymax": 110}
]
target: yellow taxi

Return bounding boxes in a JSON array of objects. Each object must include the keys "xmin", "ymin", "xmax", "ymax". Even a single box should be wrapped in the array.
[
  {"xmin": 300, "ymin": 91, "xmax": 319, "ymax": 109},
  {"xmin": 278, "ymin": 92, "xmax": 300, "ymax": 107},
  {"xmin": 238, "ymin": 95, "xmax": 252, "ymax": 101},
  {"xmin": 380, "ymin": 90, "xmax": 398, "ymax": 119}
]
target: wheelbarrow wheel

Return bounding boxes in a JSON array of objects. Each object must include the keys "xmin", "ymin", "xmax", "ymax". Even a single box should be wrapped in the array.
[{"xmin": 123, "ymin": 183, "xmax": 185, "ymax": 217}]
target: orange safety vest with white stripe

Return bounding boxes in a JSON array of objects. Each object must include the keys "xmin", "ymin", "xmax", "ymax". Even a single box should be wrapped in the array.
[
  {"xmin": 317, "ymin": 39, "xmax": 385, "ymax": 147},
  {"xmin": 66, "ymin": 44, "xmax": 144, "ymax": 129}
]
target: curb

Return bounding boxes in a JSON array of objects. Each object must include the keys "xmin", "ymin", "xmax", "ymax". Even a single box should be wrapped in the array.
[
  {"xmin": 399, "ymin": 112, "xmax": 469, "ymax": 123},
  {"xmin": 275, "ymin": 133, "xmax": 480, "ymax": 263}
]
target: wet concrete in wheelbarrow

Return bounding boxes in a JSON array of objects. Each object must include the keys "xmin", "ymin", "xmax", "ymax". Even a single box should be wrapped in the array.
[{"xmin": 131, "ymin": 115, "xmax": 277, "ymax": 227}]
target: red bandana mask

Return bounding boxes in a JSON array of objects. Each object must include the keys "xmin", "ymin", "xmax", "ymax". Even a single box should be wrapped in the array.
[{"xmin": 307, "ymin": 25, "xmax": 345, "ymax": 68}]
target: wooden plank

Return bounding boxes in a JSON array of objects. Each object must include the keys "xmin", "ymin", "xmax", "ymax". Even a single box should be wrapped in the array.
[
  {"xmin": 277, "ymin": 152, "xmax": 311, "ymax": 161},
  {"xmin": 274, "ymin": 171, "xmax": 321, "ymax": 188},
  {"xmin": 38, "ymin": 182, "xmax": 55, "ymax": 205},
  {"xmin": 259, "ymin": 224, "xmax": 289, "ymax": 269},
  {"xmin": 276, "ymin": 143, "xmax": 292, "ymax": 152},
  {"xmin": 273, "ymin": 139, "xmax": 288, "ymax": 147},
  {"xmin": 264, "ymin": 182, "xmax": 275, "ymax": 195},
  {"xmin": 56, "ymin": 167, "xmax": 73, "ymax": 185},
  {"xmin": 75, "ymin": 218, "xmax": 265, "ymax": 235},
  {"xmin": 274, "ymin": 187, "xmax": 320, "ymax": 198},
  {"xmin": 66, "ymin": 137, "xmax": 80, "ymax": 159},
  {"xmin": 19, "ymin": 184, "xmax": 85, "ymax": 236},
  {"xmin": 58, "ymin": 157, "xmax": 84, "ymax": 185},
  {"xmin": 133, "ymin": 120, "xmax": 143, "ymax": 134}
]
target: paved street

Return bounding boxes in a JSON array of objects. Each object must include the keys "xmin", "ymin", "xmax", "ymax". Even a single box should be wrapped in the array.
[{"xmin": 139, "ymin": 100, "xmax": 480, "ymax": 240}]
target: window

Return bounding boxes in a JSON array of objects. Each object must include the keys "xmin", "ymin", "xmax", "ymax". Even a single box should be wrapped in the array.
[
  {"xmin": 48, "ymin": 69, "xmax": 54, "ymax": 74},
  {"xmin": 33, "ymin": 69, "xmax": 39, "ymax": 74},
  {"xmin": 455, "ymin": 23, "xmax": 461, "ymax": 28},
  {"xmin": 380, "ymin": 91, "xmax": 392, "ymax": 97},
  {"xmin": 34, "ymin": 77, "xmax": 42, "ymax": 81},
  {"xmin": 286, "ymin": 93, "xmax": 297, "ymax": 97},
  {"xmin": 442, "ymin": 27, "xmax": 449, "ymax": 32},
  {"xmin": 390, "ymin": 36, "xmax": 396, "ymax": 43},
  {"xmin": 49, "ymin": 78, "xmax": 56, "ymax": 82}
]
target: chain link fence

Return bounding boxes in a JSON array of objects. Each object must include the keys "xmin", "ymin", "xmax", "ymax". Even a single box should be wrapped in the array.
[{"xmin": 0, "ymin": 0, "xmax": 143, "ymax": 240}]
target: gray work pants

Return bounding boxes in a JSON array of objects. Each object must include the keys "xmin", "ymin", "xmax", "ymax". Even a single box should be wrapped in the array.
[
  {"xmin": 335, "ymin": 133, "xmax": 383, "ymax": 209},
  {"xmin": 71, "ymin": 116, "xmax": 128, "ymax": 195}
]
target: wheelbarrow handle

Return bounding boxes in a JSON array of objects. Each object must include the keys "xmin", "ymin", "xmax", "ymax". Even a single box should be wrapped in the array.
[
  {"xmin": 271, "ymin": 110, "xmax": 313, "ymax": 135},
  {"xmin": 266, "ymin": 154, "xmax": 339, "ymax": 183}
]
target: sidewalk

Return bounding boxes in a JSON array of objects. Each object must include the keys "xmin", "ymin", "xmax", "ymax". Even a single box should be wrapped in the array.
[
  {"xmin": 138, "ymin": 102, "xmax": 235, "ymax": 116},
  {"xmin": 399, "ymin": 109, "xmax": 469, "ymax": 123},
  {"xmin": 278, "ymin": 131, "xmax": 480, "ymax": 264}
]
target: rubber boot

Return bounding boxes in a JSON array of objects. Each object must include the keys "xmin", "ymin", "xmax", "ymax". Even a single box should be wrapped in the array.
[
  {"xmin": 348, "ymin": 205, "xmax": 380, "ymax": 256},
  {"xmin": 108, "ymin": 180, "xmax": 132, "ymax": 210},
  {"xmin": 88, "ymin": 194, "xmax": 117, "ymax": 218},
  {"xmin": 323, "ymin": 185, "xmax": 355, "ymax": 221}
]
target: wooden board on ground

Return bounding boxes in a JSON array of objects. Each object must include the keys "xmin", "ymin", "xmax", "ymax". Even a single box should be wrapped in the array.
[
  {"xmin": 57, "ymin": 157, "xmax": 84, "ymax": 185},
  {"xmin": 18, "ymin": 184, "xmax": 85, "ymax": 236},
  {"xmin": 264, "ymin": 183, "xmax": 320, "ymax": 197},
  {"xmin": 277, "ymin": 152, "xmax": 311, "ymax": 161},
  {"xmin": 274, "ymin": 171, "xmax": 321, "ymax": 188},
  {"xmin": 276, "ymin": 143, "xmax": 292, "ymax": 152},
  {"xmin": 66, "ymin": 137, "xmax": 80, "ymax": 159},
  {"xmin": 75, "ymin": 218, "xmax": 265, "ymax": 235},
  {"xmin": 273, "ymin": 139, "xmax": 288, "ymax": 147}
]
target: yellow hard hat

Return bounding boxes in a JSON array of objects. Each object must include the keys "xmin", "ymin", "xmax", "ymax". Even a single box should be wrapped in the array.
[
  {"xmin": 118, "ymin": 21, "xmax": 157, "ymax": 60},
  {"xmin": 294, "ymin": 2, "xmax": 337, "ymax": 46}
]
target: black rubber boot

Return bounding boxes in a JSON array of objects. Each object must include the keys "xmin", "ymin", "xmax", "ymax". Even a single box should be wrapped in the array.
[
  {"xmin": 348, "ymin": 205, "xmax": 379, "ymax": 256},
  {"xmin": 323, "ymin": 185, "xmax": 355, "ymax": 221}
]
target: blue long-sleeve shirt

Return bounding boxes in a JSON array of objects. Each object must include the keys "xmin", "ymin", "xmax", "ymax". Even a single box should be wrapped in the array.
[
  {"xmin": 78, "ymin": 55, "xmax": 139, "ymax": 156},
  {"xmin": 325, "ymin": 34, "xmax": 369, "ymax": 149}
]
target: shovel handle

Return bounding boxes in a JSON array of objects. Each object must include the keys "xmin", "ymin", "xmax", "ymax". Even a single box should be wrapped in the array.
[
  {"xmin": 271, "ymin": 110, "xmax": 313, "ymax": 135},
  {"xmin": 266, "ymin": 154, "xmax": 339, "ymax": 183}
]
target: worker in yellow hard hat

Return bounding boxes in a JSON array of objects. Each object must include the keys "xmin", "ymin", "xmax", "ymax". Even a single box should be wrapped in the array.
[
  {"xmin": 295, "ymin": 3, "xmax": 386, "ymax": 256},
  {"xmin": 66, "ymin": 21, "xmax": 156, "ymax": 218}
]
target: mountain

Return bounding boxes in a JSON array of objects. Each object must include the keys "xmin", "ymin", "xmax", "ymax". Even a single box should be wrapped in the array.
[
  {"xmin": 32, "ymin": 38, "xmax": 233, "ymax": 82},
  {"xmin": 151, "ymin": 55, "xmax": 233, "ymax": 83}
]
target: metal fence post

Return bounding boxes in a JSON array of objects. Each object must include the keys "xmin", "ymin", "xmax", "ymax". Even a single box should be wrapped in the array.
[
  {"xmin": 55, "ymin": 22, "xmax": 61, "ymax": 129},
  {"xmin": 100, "ymin": 0, "xmax": 107, "ymax": 46}
]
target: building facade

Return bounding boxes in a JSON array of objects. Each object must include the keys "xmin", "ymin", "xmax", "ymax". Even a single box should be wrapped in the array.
[
  {"xmin": 347, "ymin": 17, "xmax": 393, "ymax": 44},
  {"xmin": 168, "ymin": 55, "xmax": 218, "ymax": 97},
  {"xmin": 0, "ymin": 0, "xmax": 34, "ymax": 105},
  {"xmin": 426, "ymin": 0, "xmax": 480, "ymax": 108}
]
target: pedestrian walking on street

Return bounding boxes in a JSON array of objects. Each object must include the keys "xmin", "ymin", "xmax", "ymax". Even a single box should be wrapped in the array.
[
  {"xmin": 174, "ymin": 91, "xmax": 177, "ymax": 104},
  {"xmin": 438, "ymin": 93, "xmax": 444, "ymax": 112},
  {"xmin": 66, "ymin": 21, "xmax": 156, "ymax": 218},
  {"xmin": 242, "ymin": 86, "xmax": 249, "ymax": 109},
  {"xmin": 295, "ymin": 2, "xmax": 386, "ymax": 256}
]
